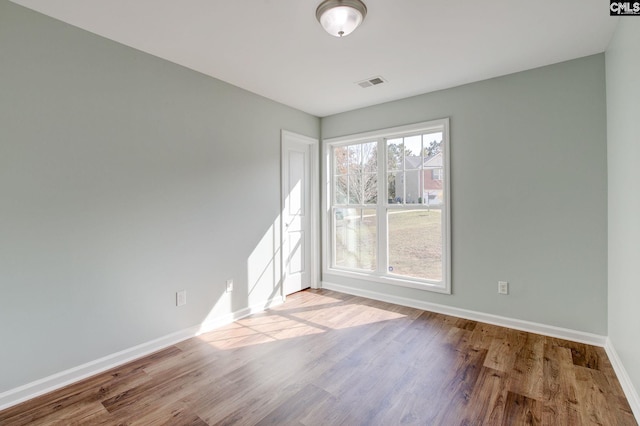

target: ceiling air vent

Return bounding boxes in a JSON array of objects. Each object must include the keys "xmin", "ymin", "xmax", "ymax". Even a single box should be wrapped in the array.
[{"xmin": 357, "ymin": 76, "xmax": 387, "ymax": 88}]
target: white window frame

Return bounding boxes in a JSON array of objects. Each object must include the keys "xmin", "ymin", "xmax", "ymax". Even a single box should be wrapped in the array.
[{"xmin": 322, "ymin": 118, "xmax": 451, "ymax": 294}]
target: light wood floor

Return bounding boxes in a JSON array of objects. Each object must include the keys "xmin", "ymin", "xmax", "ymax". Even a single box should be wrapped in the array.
[{"xmin": 0, "ymin": 289, "xmax": 636, "ymax": 425}]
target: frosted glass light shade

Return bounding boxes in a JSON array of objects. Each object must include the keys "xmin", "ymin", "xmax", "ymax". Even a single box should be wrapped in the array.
[{"xmin": 316, "ymin": 0, "xmax": 367, "ymax": 37}]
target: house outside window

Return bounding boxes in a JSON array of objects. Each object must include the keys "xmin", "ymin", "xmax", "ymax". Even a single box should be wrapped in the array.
[{"xmin": 432, "ymin": 167, "xmax": 443, "ymax": 181}]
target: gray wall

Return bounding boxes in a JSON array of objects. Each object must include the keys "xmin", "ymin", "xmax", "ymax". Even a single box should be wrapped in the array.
[
  {"xmin": 0, "ymin": 1, "xmax": 318, "ymax": 393},
  {"xmin": 606, "ymin": 19, "xmax": 640, "ymax": 396},
  {"xmin": 322, "ymin": 55, "xmax": 608, "ymax": 335}
]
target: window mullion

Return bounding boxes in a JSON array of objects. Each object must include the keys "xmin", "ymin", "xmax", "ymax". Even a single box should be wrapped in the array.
[
  {"xmin": 377, "ymin": 137, "xmax": 387, "ymax": 276},
  {"xmin": 420, "ymin": 135, "xmax": 425, "ymax": 205},
  {"xmin": 401, "ymin": 139, "xmax": 406, "ymax": 204},
  {"xmin": 360, "ymin": 143, "xmax": 365, "ymax": 205},
  {"xmin": 330, "ymin": 146, "xmax": 337, "ymax": 268}
]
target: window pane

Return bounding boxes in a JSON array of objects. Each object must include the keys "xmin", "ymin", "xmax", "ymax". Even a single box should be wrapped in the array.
[
  {"xmin": 405, "ymin": 169, "xmax": 422, "ymax": 204},
  {"xmin": 334, "ymin": 146, "xmax": 348, "ymax": 175},
  {"xmin": 363, "ymin": 173, "xmax": 377, "ymax": 204},
  {"xmin": 388, "ymin": 209, "xmax": 442, "ymax": 281},
  {"xmin": 348, "ymin": 145, "xmax": 361, "ymax": 174},
  {"xmin": 423, "ymin": 133, "xmax": 444, "ymax": 205},
  {"xmin": 335, "ymin": 175, "xmax": 347, "ymax": 204},
  {"xmin": 363, "ymin": 142, "xmax": 377, "ymax": 173},
  {"xmin": 423, "ymin": 132, "xmax": 443, "ymax": 160},
  {"xmin": 404, "ymin": 135, "xmax": 422, "ymax": 167},
  {"xmin": 334, "ymin": 208, "xmax": 376, "ymax": 271},
  {"xmin": 348, "ymin": 174, "xmax": 361, "ymax": 204},
  {"xmin": 387, "ymin": 139, "xmax": 403, "ymax": 171}
]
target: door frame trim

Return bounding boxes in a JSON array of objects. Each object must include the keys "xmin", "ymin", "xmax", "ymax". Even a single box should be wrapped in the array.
[{"xmin": 281, "ymin": 130, "xmax": 320, "ymax": 299}]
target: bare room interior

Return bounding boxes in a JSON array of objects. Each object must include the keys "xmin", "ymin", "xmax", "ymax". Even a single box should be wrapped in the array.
[{"xmin": 1, "ymin": 0, "xmax": 639, "ymax": 424}]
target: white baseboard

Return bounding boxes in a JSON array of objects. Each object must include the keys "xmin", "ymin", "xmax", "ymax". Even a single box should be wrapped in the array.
[
  {"xmin": 0, "ymin": 296, "xmax": 284, "ymax": 412},
  {"xmin": 605, "ymin": 338, "xmax": 640, "ymax": 421},
  {"xmin": 321, "ymin": 281, "xmax": 607, "ymax": 346}
]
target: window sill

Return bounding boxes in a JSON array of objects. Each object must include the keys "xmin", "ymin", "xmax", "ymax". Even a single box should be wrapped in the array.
[{"xmin": 324, "ymin": 267, "xmax": 451, "ymax": 294}]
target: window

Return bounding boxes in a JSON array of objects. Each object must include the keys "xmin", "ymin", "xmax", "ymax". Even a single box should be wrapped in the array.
[{"xmin": 324, "ymin": 119, "xmax": 450, "ymax": 293}]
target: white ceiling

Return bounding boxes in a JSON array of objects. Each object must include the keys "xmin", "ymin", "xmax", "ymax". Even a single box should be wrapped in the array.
[{"xmin": 11, "ymin": 0, "xmax": 618, "ymax": 117}]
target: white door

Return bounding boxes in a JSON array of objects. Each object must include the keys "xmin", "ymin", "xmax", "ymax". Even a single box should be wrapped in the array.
[{"xmin": 282, "ymin": 131, "xmax": 316, "ymax": 296}]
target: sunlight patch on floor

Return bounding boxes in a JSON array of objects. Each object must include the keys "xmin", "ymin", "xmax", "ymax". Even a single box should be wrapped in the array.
[{"xmin": 196, "ymin": 295, "xmax": 407, "ymax": 350}]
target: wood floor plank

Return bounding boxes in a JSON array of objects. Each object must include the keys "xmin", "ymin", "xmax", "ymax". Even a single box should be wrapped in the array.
[
  {"xmin": 190, "ymin": 333, "xmax": 358, "ymax": 424},
  {"xmin": 468, "ymin": 322, "xmax": 504, "ymax": 350},
  {"xmin": 502, "ymin": 391, "xmax": 543, "ymax": 425},
  {"xmin": 129, "ymin": 401, "xmax": 208, "ymax": 426},
  {"xmin": 318, "ymin": 340, "xmax": 417, "ymax": 424},
  {"xmin": 430, "ymin": 345, "xmax": 488, "ymax": 425},
  {"xmin": 586, "ymin": 367, "xmax": 638, "ymax": 425},
  {"xmin": 541, "ymin": 342, "xmax": 581, "ymax": 425},
  {"xmin": 254, "ymin": 383, "xmax": 333, "ymax": 426},
  {"xmin": 369, "ymin": 329, "xmax": 478, "ymax": 424},
  {"xmin": 485, "ymin": 328, "xmax": 529, "ymax": 372},
  {"xmin": 567, "ymin": 341, "xmax": 603, "ymax": 370},
  {"xmin": 18, "ymin": 400, "xmax": 108, "ymax": 426},
  {"xmin": 0, "ymin": 360, "xmax": 156, "ymax": 425},
  {"xmin": 0, "ymin": 289, "xmax": 636, "ymax": 426},
  {"xmin": 508, "ymin": 333, "xmax": 545, "ymax": 400},
  {"xmin": 460, "ymin": 366, "xmax": 509, "ymax": 425},
  {"xmin": 574, "ymin": 365, "xmax": 635, "ymax": 425}
]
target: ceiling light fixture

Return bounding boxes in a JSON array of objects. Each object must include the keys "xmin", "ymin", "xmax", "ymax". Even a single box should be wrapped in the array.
[{"xmin": 316, "ymin": 0, "xmax": 367, "ymax": 38}]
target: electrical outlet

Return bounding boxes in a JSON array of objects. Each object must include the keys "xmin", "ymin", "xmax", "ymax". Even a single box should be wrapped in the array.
[
  {"xmin": 226, "ymin": 279, "xmax": 234, "ymax": 293},
  {"xmin": 498, "ymin": 281, "xmax": 509, "ymax": 295},
  {"xmin": 176, "ymin": 290, "xmax": 187, "ymax": 306}
]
